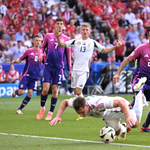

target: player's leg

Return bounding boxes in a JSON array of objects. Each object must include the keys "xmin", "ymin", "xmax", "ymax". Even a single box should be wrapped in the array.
[
  {"xmin": 12, "ymin": 76, "xmax": 27, "ymax": 97},
  {"xmin": 140, "ymin": 89, "xmax": 150, "ymax": 132},
  {"xmin": 141, "ymin": 112, "xmax": 150, "ymax": 132},
  {"xmin": 75, "ymin": 71, "xmax": 89, "ymax": 97},
  {"xmin": 133, "ymin": 90, "xmax": 143, "ymax": 123},
  {"xmin": 16, "ymin": 78, "xmax": 36, "ymax": 114},
  {"xmin": 75, "ymin": 71, "xmax": 89, "ymax": 120},
  {"xmin": 45, "ymin": 68, "xmax": 63, "ymax": 120},
  {"xmin": 102, "ymin": 118, "xmax": 127, "ymax": 140},
  {"xmin": 71, "ymin": 71, "xmax": 78, "ymax": 97},
  {"xmin": 37, "ymin": 67, "xmax": 51, "ymax": 120},
  {"xmin": 36, "ymin": 82, "xmax": 50, "ymax": 120},
  {"xmin": 45, "ymin": 84, "xmax": 59, "ymax": 120},
  {"xmin": 17, "ymin": 89, "xmax": 34, "ymax": 114}
]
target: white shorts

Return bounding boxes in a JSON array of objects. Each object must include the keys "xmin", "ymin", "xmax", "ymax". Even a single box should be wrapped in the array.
[
  {"xmin": 102, "ymin": 108, "xmax": 137, "ymax": 131},
  {"xmin": 71, "ymin": 71, "xmax": 89, "ymax": 89}
]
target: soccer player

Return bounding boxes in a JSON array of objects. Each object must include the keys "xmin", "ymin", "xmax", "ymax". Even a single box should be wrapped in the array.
[
  {"xmin": 113, "ymin": 28, "xmax": 150, "ymax": 132},
  {"xmin": 36, "ymin": 18, "xmax": 72, "ymax": 121},
  {"xmin": 54, "ymin": 23, "xmax": 122, "ymax": 120},
  {"xmin": 50, "ymin": 92, "xmax": 143, "ymax": 140},
  {"xmin": 11, "ymin": 34, "xmax": 43, "ymax": 114},
  {"xmin": 54, "ymin": 23, "xmax": 122, "ymax": 98}
]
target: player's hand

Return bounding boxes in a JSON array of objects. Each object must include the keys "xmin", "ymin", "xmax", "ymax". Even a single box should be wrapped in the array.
[
  {"xmin": 11, "ymin": 60, "xmax": 15, "ymax": 64},
  {"xmin": 54, "ymin": 27, "xmax": 62, "ymax": 37},
  {"xmin": 68, "ymin": 71, "xmax": 72, "ymax": 80},
  {"xmin": 38, "ymin": 54, "xmax": 44, "ymax": 61},
  {"xmin": 115, "ymin": 37, "xmax": 123, "ymax": 48},
  {"xmin": 126, "ymin": 116, "xmax": 135, "ymax": 127},
  {"xmin": 113, "ymin": 74, "xmax": 120, "ymax": 85},
  {"xmin": 49, "ymin": 117, "xmax": 62, "ymax": 126}
]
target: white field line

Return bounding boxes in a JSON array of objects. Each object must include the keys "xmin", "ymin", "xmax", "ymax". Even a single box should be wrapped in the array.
[
  {"xmin": 0, "ymin": 102, "xmax": 39, "ymax": 104},
  {"xmin": 0, "ymin": 133, "xmax": 150, "ymax": 148}
]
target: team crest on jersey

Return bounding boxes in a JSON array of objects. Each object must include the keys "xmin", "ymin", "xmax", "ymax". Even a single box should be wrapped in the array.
[
  {"xmin": 77, "ymin": 41, "xmax": 81, "ymax": 45},
  {"xmin": 88, "ymin": 43, "xmax": 91, "ymax": 46},
  {"xmin": 130, "ymin": 51, "xmax": 135, "ymax": 56}
]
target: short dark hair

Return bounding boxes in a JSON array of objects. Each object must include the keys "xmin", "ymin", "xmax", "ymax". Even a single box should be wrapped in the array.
[
  {"xmin": 73, "ymin": 97, "xmax": 86, "ymax": 111},
  {"xmin": 147, "ymin": 28, "xmax": 150, "ymax": 34},
  {"xmin": 33, "ymin": 34, "xmax": 41, "ymax": 39},
  {"xmin": 55, "ymin": 18, "xmax": 64, "ymax": 23}
]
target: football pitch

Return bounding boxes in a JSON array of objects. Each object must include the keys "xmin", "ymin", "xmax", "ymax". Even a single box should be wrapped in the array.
[{"xmin": 0, "ymin": 94, "xmax": 150, "ymax": 150}]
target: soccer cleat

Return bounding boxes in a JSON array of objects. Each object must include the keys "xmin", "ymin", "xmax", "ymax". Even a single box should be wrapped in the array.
[
  {"xmin": 133, "ymin": 77, "xmax": 147, "ymax": 91},
  {"xmin": 45, "ymin": 113, "xmax": 53, "ymax": 120},
  {"xmin": 76, "ymin": 115, "xmax": 84, "ymax": 121},
  {"xmin": 140, "ymin": 126, "xmax": 150, "ymax": 132},
  {"xmin": 36, "ymin": 109, "xmax": 45, "ymax": 120},
  {"xmin": 16, "ymin": 109, "xmax": 23, "ymax": 115},
  {"xmin": 118, "ymin": 132, "xmax": 126, "ymax": 140},
  {"xmin": 143, "ymin": 101, "xmax": 149, "ymax": 107}
]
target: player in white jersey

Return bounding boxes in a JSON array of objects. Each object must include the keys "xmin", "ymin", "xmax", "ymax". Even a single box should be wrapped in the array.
[
  {"xmin": 50, "ymin": 91, "xmax": 143, "ymax": 140},
  {"xmin": 54, "ymin": 23, "xmax": 122, "ymax": 98}
]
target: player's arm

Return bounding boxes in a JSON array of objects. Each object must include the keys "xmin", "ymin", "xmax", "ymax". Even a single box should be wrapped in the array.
[
  {"xmin": 11, "ymin": 58, "xmax": 22, "ymax": 64},
  {"xmin": 101, "ymin": 37, "xmax": 122, "ymax": 53},
  {"xmin": 113, "ymin": 56, "xmax": 132, "ymax": 85},
  {"xmin": 54, "ymin": 28, "xmax": 67, "ymax": 47},
  {"xmin": 113, "ymin": 99, "xmax": 135, "ymax": 127},
  {"xmin": 56, "ymin": 35, "xmax": 67, "ymax": 47},
  {"xmin": 49, "ymin": 99, "xmax": 69, "ymax": 126}
]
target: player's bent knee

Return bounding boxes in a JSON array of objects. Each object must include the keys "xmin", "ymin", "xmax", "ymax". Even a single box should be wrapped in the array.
[{"xmin": 18, "ymin": 90, "xmax": 25, "ymax": 96}]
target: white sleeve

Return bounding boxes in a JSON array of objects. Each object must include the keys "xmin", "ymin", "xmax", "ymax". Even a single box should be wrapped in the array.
[
  {"xmin": 68, "ymin": 98, "xmax": 75, "ymax": 108},
  {"xmin": 93, "ymin": 40, "xmax": 105, "ymax": 52},
  {"xmin": 65, "ymin": 39, "xmax": 76, "ymax": 48}
]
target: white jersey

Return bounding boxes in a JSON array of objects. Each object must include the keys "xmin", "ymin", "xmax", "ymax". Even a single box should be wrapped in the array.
[
  {"xmin": 65, "ymin": 38, "xmax": 104, "ymax": 72},
  {"xmin": 68, "ymin": 95, "xmax": 130, "ymax": 118}
]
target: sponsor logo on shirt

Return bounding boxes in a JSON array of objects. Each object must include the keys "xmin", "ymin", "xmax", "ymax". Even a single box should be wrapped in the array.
[
  {"xmin": 82, "ymin": 43, "xmax": 86, "ymax": 45},
  {"xmin": 50, "ymin": 38, "xmax": 54, "ymax": 41},
  {"xmin": 30, "ymin": 52, "xmax": 34, "ymax": 55},
  {"xmin": 88, "ymin": 43, "xmax": 91, "ymax": 46},
  {"xmin": 77, "ymin": 41, "xmax": 81, "ymax": 45},
  {"xmin": 144, "ymin": 54, "xmax": 149, "ymax": 57}
]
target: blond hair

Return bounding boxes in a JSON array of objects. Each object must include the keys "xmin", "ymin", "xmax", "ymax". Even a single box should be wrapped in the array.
[{"xmin": 81, "ymin": 23, "xmax": 91, "ymax": 29}]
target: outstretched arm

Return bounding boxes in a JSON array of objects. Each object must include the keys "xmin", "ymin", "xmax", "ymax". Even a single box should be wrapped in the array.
[
  {"xmin": 113, "ymin": 99, "xmax": 135, "ymax": 127},
  {"xmin": 113, "ymin": 56, "xmax": 132, "ymax": 85},
  {"xmin": 49, "ymin": 99, "xmax": 69, "ymax": 126},
  {"xmin": 101, "ymin": 37, "xmax": 122, "ymax": 53}
]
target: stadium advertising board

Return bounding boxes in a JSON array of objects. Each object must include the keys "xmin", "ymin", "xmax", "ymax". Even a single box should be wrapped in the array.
[{"xmin": 0, "ymin": 84, "xmax": 37, "ymax": 97}]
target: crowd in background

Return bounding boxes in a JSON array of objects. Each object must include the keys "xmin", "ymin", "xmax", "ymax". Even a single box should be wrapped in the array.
[{"xmin": 0, "ymin": 0, "xmax": 149, "ymax": 85}]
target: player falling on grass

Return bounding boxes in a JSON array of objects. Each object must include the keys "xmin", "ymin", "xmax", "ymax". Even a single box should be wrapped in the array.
[
  {"xmin": 36, "ymin": 18, "xmax": 72, "ymax": 121},
  {"xmin": 113, "ymin": 28, "xmax": 150, "ymax": 133},
  {"xmin": 50, "ymin": 91, "xmax": 143, "ymax": 140},
  {"xmin": 54, "ymin": 23, "xmax": 122, "ymax": 120},
  {"xmin": 12, "ymin": 34, "xmax": 43, "ymax": 114}
]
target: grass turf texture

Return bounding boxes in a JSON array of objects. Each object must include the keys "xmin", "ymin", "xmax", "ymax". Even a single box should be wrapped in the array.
[{"xmin": 0, "ymin": 94, "xmax": 150, "ymax": 150}]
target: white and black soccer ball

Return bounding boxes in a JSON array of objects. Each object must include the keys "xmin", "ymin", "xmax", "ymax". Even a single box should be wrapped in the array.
[{"xmin": 99, "ymin": 126, "xmax": 116, "ymax": 143}]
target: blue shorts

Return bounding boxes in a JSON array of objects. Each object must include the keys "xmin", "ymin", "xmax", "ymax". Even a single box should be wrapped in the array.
[
  {"xmin": 132, "ymin": 74, "xmax": 150, "ymax": 101},
  {"xmin": 42, "ymin": 65, "xmax": 63, "ymax": 85},
  {"xmin": 19, "ymin": 76, "xmax": 38, "ymax": 91}
]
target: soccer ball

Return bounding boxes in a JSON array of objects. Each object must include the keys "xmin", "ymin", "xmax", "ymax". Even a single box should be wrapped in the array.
[{"xmin": 99, "ymin": 126, "xmax": 116, "ymax": 143}]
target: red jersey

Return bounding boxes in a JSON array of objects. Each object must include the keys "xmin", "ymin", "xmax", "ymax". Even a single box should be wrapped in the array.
[
  {"xmin": 108, "ymin": 19, "xmax": 118, "ymax": 29},
  {"xmin": 114, "ymin": 40, "xmax": 126, "ymax": 56}
]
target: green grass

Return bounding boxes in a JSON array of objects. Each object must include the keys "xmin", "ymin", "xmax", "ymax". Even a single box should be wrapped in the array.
[{"xmin": 0, "ymin": 94, "xmax": 150, "ymax": 150}]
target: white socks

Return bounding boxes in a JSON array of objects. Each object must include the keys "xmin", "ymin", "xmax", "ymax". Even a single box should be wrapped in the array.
[
  {"xmin": 75, "ymin": 93, "xmax": 84, "ymax": 98},
  {"xmin": 133, "ymin": 90, "xmax": 143, "ymax": 123}
]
